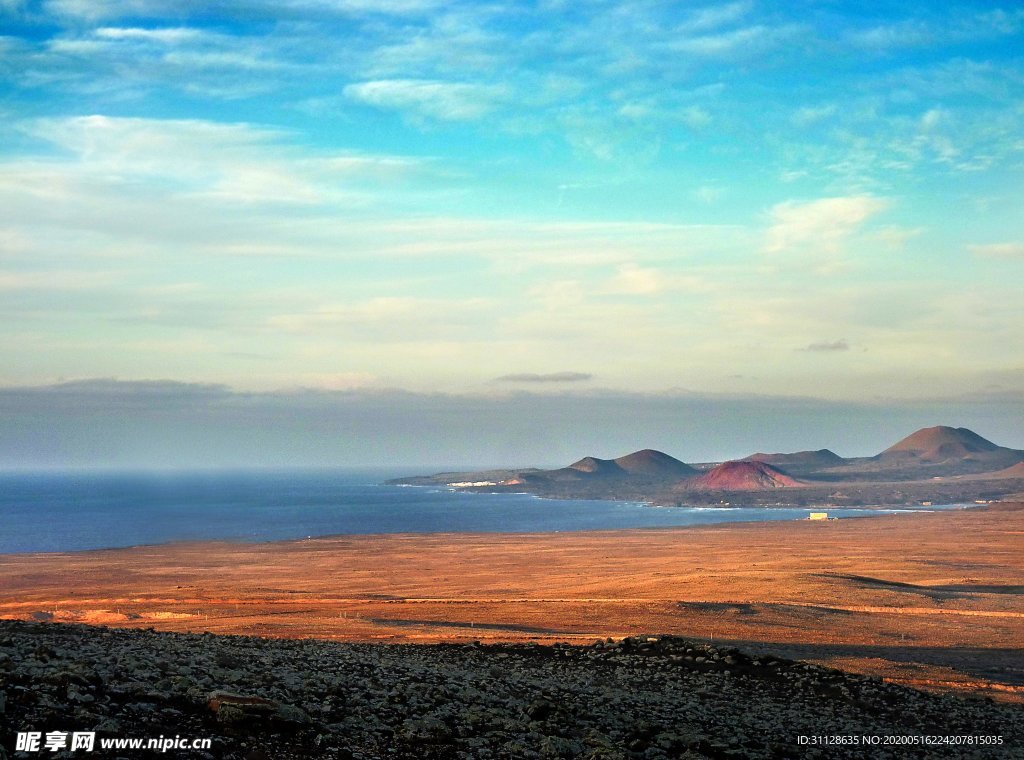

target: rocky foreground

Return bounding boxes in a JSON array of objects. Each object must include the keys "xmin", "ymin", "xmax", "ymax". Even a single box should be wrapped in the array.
[{"xmin": 1, "ymin": 621, "xmax": 1022, "ymax": 759}]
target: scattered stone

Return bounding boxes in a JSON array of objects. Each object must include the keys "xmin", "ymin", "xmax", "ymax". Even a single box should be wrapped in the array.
[
  {"xmin": 0, "ymin": 620, "xmax": 1020, "ymax": 760},
  {"xmin": 525, "ymin": 698, "xmax": 554, "ymax": 721}
]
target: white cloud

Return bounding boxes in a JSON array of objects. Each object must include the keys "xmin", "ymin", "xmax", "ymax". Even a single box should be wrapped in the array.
[
  {"xmin": 869, "ymin": 226, "xmax": 922, "ymax": 249},
  {"xmin": 847, "ymin": 9, "xmax": 1024, "ymax": 51},
  {"xmin": 764, "ymin": 196, "xmax": 888, "ymax": 255},
  {"xmin": 919, "ymin": 107, "xmax": 946, "ymax": 130},
  {"xmin": 94, "ymin": 26, "xmax": 205, "ymax": 43},
  {"xmin": 671, "ymin": 24, "xmax": 800, "ymax": 57},
  {"xmin": 17, "ymin": 114, "xmax": 430, "ymax": 208},
  {"xmin": 602, "ymin": 264, "xmax": 715, "ymax": 298},
  {"xmin": 848, "ymin": 20, "xmax": 935, "ymax": 50},
  {"xmin": 680, "ymin": 105, "xmax": 712, "ymax": 129},
  {"xmin": 44, "ymin": 0, "xmax": 180, "ymax": 21},
  {"xmin": 693, "ymin": 185, "xmax": 724, "ymax": 204},
  {"xmin": 791, "ymin": 104, "xmax": 836, "ymax": 126},
  {"xmin": 606, "ymin": 264, "xmax": 664, "ymax": 295},
  {"xmin": 678, "ymin": 1, "xmax": 753, "ymax": 33},
  {"xmin": 968, "ymin": 242, "xmax": 1024, "ymax": 259},
  {"xmin": 0, "ymin": 270, "xmax": 117, "ymax": 291},
  {"xmin": 265, "ymin": 297, "xmax": 490, "ymax": 338},
  {"xmin": 45, "ymin": 0, "xmax": 440, "ymax": 20},
  {"xmin": 344, "ymin": 79, "xmax": 506, "ymax": 121},
  {"xmin": 29, "ymin": 114, "xmax": 283, "ymax": 157}
]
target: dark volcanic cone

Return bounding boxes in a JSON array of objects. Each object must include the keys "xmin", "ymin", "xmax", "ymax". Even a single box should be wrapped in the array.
[
  {"xmin": 613, "ymin": 449, "xmax": 698, "ymax": 477},
  {"xmin": 566, "ymin": 456, "xmax": 626, "ymax": 477},
  {"xmin": 743, "ymin": 449, "xmax": 846, "ymax": 470}
]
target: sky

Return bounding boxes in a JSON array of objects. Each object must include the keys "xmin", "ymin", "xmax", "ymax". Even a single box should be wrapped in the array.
[{"xmin": 1, "ymin": 0, "xmax": 1022, "ymax": 467}]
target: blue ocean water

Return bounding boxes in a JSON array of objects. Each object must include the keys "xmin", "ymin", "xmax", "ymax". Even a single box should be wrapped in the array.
[{"xmin": 0, "ymin": 470, "xmax": 963, "ymax": 554}]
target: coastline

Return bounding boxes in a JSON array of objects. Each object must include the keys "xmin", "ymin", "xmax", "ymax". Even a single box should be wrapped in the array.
[
  {"xmin": 0, "ymin": 464, "xmax": 978, "ymax": 555},
  {"xmin": 0, "ymin": 497, "xmax": 982, "ymax": 558},
  {"xmin": 2, "ymin": 503, "xmax": 1022, "ymax": 701}
]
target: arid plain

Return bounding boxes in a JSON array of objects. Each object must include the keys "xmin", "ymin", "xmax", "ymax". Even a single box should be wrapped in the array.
[{"xmin": 2, "ymin": 502, "xmax": 1022, "ymax": 703}]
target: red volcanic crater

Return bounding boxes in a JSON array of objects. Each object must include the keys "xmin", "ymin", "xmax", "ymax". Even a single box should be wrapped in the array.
[{"xmin": 684, "ymin": 460, "xmax": 805, "ymax": 491}]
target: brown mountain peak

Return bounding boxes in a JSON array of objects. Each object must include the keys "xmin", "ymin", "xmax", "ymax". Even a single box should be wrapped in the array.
[
  {"xmin": 742, "ymin": 449, "xmax": 845, "ymax": 468},
  {"xmin": 567, "ymin": 456, "xmax": 624, "ymax": 476},
  {"xmin": 613, "ymin": 449, "xmax": 697, "ymax": 476},
  {"xmin": 881, "ymin": 426, "xmax": 1000, "ymax": 461}
]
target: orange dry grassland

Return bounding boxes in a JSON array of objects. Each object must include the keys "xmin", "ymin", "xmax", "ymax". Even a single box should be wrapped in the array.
[{"xmin": 2, "ymin": 503, "xmax": 1022, "ymax": 701}]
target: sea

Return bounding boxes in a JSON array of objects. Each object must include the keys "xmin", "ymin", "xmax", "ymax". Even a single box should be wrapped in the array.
[{"xmin": 0, "ymin": 469, "xmax": 965, "ymax": 554}]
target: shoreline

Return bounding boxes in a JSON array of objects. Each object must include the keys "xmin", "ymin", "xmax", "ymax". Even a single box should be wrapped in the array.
[
  {"xmin": 0, "ymin": 497, "xmax": 976, "ymax": 558},
  {"xmin": 2, "ymin": 502, "xmax": 1022, "ymax": 701}
]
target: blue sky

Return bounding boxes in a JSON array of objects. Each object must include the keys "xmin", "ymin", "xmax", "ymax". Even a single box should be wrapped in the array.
[{"xmin": 1, "ymin": 1, "xmax": 1022, "ymax": 465}]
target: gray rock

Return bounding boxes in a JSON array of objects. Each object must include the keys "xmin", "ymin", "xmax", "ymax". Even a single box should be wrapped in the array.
[{"xmin": 398, "ymin": 716, "xmax": 451, "ymax": 743}]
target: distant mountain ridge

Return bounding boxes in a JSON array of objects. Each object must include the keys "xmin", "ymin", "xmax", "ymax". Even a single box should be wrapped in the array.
[{"xmin": 389, "ymin": 425, "xmax": 1024, "ymax": 502}]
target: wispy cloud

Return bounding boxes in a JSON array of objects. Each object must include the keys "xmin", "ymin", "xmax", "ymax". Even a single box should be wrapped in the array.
[
  {"xmin": 671, "ymin": 23, "xmax": 802, "ymax": 57},
  {"xmin": 265, "ymin": 297, "xmax": 490, "ymax": 340},
  {"xmin": 800, "ymin": 339, "xmax": 849, "ymax": 353},
  {"xmin": 847, "ymin": 8, "xmax": 1024, "ymax": 50},
  {"xmin": 493, "ymin": 372, "xmax": 593, "ymax": 383},
  {"xmin": 791, "ymin": 103, "xmax": 837, "ymax": 126},
  {"xmin": 94, "ymin": 26, "xmax": 205, "ymax": 43},
  {"xmin": 605, "ymin": 264, "xmax": 664, "ymax": 295},
  {"xmin": 764, "ymin": 196, "xmax": 888, "ymax": 255},
  {"xmin": 1, "ymin": 1, "xmax": 1022, "ymax": 414},
  {"xmin": 678, "ymin": 1, "xmax": 753, "ymax": 33},
  {"xmin": 968, "ymin": 242, "xmax": 1024, "ymax": 259},
  {"xmin": 344, "ymin": 79, "xmax": 506, "ymax": 121},
  {"xmin": 0, "ymin": 270, "xmax": 118, "ymax": 291},
  {"xmin": 44, "ymin": 0, "xmax": 441, "ymax": 21},
  {"xmin": 13, "ymin": 114, "xmax": 431, "ymax": 209}
]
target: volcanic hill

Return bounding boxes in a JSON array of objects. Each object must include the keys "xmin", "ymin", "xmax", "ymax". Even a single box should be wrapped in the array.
[
  {"xmin": 613, "ymin": 449, "xmax": 698, "ymax": 477},
  {"xmin": 989, "ymin": 461, "xmax": 1024, "ymax": 479},
  {"xmin": 565, "ymin": 456, "xmax": 626, "ymax": 477},
  {"xmin": 881, "ymin": 426, "xmax": 1000, "ymax": 460},
  {"xmin": 742, "ymin": 449, "xmax": 845, "ymax": 472},
  {"xmin": 874, "ymin": 426, "xmax": 1024, "ymax": 474},
  {"xmin": 683, "ymin": 460, "xmax": 805, "ymax": 491},
  {"xmin": 558, "ymin": 450, "xmax": 697, "ymax": 479}
]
